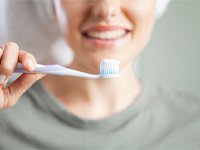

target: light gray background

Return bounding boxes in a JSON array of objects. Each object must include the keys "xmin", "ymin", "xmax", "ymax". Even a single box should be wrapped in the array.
[{"xmin": 139, "ymin": 0, "xmax": 200, "ymax": 96}]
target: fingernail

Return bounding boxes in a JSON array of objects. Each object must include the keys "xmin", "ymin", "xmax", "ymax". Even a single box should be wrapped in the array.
[
  {"xmin": 26, "ymin": 60, "xmax": 34, "ymax": 71},
  {"xmin": 0, "ymin": 75, "xmax": 6, "ymax": 85}
]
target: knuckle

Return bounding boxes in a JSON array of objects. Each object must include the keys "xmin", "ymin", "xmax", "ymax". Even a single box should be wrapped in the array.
[
  {"xmin": 6, "ymin": 42, "xmax": 19, "ymax": 50},
  {"xmin": 20, "ymin": 51, "xmax": 35, "ymax": 60},
  {"xmin": 1, "ymin": 90, "xmax": 16, "ymax": 109},
  {"xmin": 0, "ymin": 65, "xmax": 13, "ymax": 75},
  {"xmin": 26, "ymin": 52, "xmax": 35, "ymax": 60}
]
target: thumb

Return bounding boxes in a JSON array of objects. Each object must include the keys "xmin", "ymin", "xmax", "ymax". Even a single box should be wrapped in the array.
[{"xmin": 1, "ymin": 73, "xmax": 45, "ymax": 109}]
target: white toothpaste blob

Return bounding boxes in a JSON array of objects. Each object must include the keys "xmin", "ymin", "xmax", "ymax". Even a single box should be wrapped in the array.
[{"xmin": 100, "ymin": 59, "xmax": 120, "ymax": 78}]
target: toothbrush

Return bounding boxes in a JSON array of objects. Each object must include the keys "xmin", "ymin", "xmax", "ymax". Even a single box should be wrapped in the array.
[{"xmin": 14, "ymin": 59, "xmax": 120, "ymax": 79}]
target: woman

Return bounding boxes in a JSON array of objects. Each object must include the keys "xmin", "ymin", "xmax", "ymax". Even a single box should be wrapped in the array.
[{"xmin": 0, "ymin": 0, "xmax": 200, "ymax": 149}]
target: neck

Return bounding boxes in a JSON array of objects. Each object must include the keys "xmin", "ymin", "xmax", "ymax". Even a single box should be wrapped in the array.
[{"xmin": 42, "ymin": 66, "xmax": 142, "ymax": 120}]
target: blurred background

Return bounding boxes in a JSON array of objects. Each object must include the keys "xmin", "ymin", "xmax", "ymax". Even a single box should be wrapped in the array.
[
  {"xmin": 139, "ymin": 0, "xmax": 200, "ymax": 96},
  {"xmin": 0, "ymin": 0, "xmax": 199, "ymax": 96}
]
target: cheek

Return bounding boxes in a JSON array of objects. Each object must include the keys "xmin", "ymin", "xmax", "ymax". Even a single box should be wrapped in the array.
[
  {"xmin": 124, "ymin": 2, "xmax": 156, "ymax": 48},
  {"xmin": 64, "ymin": 24, "xmax": 81, "ymax": 56},
  {"xmin": 124, "ymin": 1, "xmax": 156, "ymax": 26},
  {"xmin": 60, "ymin": 5, "xmax": 87, "ymax": 51}
]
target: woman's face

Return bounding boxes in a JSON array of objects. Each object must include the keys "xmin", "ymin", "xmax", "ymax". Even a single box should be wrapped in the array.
[{"xmin": 54, "ymin": 0, "xmax": 156, "ymax": 73}]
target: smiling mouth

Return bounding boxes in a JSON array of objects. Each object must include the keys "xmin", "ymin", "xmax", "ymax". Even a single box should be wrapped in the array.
[{"xmin": 82, "ymin": 29, "xmax": 129, "ymax": 40}]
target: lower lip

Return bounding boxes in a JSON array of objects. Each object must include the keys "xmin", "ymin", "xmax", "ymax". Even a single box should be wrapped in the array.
[{"xmin": 83, "ymin": 32, "xmax": 131, "ymax": 49}]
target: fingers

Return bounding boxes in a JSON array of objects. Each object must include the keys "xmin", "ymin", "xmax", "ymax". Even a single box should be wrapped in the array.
[
  {"xmin": 0, "ymin": 42, "xmax": 46, "ymax": 109},
  {"xmin": 0, "ymin": 43, "xmax": 37, "ymax": 82},
  {"xmin": 0, "ymin": 43, "xmax": 37, "ymax": 75},
  {"xmin": 1, "ymin": 73, "xmax": 45, "ymax": 109},
  {"xmin": 18, "ymin": 50, "xmax": 37, "ymax": 71},
  {"xmin": 0, "ymin": 42, "xmax": 19, "ymax": 77}
]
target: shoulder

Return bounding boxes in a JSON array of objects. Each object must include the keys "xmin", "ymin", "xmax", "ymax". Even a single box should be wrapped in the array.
[
  {"xmin": 143, "ymin": 81, "xmax": 200, "ymax": 106},
  {"xmin": 145, "ymin": 83, "xmax": 200, "ymax": 146},
  {"xmin": 141, "ymin": 83, "xmax": 200, "ymax": 143},
  {"xmin": 144, "ymin": 82, "xmax": 200, "ymax": 124},
  {"xmin": 153, "ymin": 84, "xmax": 200, "ymax": 112}
]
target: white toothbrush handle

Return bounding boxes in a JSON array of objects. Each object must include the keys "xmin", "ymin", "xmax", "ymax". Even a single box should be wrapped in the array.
[{"xmin": 14, "ymin": 64, "xmax": 100, "ymax": 79}]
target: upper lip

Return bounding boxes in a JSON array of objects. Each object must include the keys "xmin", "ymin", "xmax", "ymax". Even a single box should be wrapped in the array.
[{"xmin": 82, "ymin": 25, "xmax": 131, "ymax": 33}]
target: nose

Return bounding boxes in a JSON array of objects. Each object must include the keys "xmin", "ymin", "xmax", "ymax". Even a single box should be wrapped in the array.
[{"xmin": 91, "ymin": 0, "xmax": 120, "ymax": 20}]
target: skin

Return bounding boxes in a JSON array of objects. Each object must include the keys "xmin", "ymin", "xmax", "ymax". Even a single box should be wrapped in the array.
[
  {"xmin": 0, "ymin": 43, "xmax": 45, "ymax": 109},
  {"xmin": 0, "ymin": 0, "xmax": 156, "ymax": 120}
]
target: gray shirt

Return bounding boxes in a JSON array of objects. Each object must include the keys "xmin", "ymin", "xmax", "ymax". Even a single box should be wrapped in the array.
[{"xmin": 0, "ymin": 81, "xmax": 200, "ymax": 150}]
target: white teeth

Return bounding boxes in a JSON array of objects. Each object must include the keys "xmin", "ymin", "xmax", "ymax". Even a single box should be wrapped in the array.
[{"xmin": 87, "ymin": 30, "xmax": 126, "ymax": 40}]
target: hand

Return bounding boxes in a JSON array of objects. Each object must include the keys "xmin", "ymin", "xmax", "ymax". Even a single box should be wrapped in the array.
[{"xmin": 0, "ymin": 42, "xmax": 46, "ymax": 109}]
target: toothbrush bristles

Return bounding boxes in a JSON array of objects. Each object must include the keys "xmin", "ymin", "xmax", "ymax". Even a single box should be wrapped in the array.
[{"xmin": 100, "ymin": 59, "xmax": 120, "ymax": 78}]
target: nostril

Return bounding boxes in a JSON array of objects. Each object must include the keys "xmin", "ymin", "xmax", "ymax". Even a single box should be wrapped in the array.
[{"xmin": 91, "ymin": 2, "xmax": 119, "ymax": 20}]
